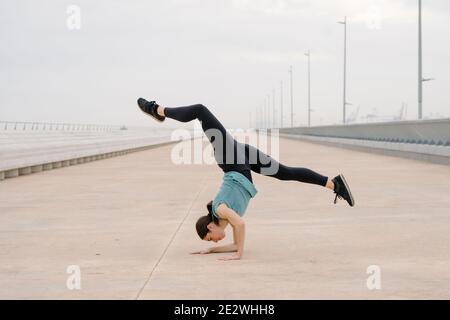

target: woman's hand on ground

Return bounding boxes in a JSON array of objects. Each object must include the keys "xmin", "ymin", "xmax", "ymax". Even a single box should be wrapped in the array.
[
  {"xmin": 218, "ymin": 254, "xmax": 241, "ymax": 261},
  {"xmin": 190, "ymin": 248, "xmax": 212, "ymax": 255}
]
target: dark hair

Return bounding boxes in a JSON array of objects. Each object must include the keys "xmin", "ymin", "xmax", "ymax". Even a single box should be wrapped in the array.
[{"xmin": 195, "ymin": 200, "xmax": 219, "ymax": 240}]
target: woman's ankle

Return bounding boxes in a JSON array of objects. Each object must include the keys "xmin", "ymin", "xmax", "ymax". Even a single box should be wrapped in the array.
[
  {"xmin": 325, "ymin": 178, "xmax": 334, "ymax": 190},
  {"xmin": 157, "ymin": 105, "xmax": 165, "ymax": 117}
]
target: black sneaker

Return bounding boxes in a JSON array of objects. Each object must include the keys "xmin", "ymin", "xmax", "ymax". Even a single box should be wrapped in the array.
[
  {"xmin": 137, "ymin": 97, "xmax": 165, "ymax": 122},
  {"xmin": 332, "ymin": 173, "xmax": 355, "ymax": 207}
]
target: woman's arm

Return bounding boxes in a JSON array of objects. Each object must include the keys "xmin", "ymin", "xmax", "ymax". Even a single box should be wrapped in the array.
[
  {"xmin": 190, "ymin": 243, "xmax": 236, "ymax": 255},
  {"xmin": 193, "ymin": 232, "xmax": 239, "ymax": 254},
  {"xmin": 210, "ymin": 243, "xmax": 237, "ymax": 253},
  {"xmin": 209, "ymin": 217, "xmax": 241, "ymax": 253},
  {"xmin": 215, "ymin": 203, "xmax": 245, "ymax": 260}
]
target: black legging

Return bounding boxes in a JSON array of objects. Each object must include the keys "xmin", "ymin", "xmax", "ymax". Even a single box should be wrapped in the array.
[{"xmin": 164, "ymin": 104, "xmax": 328, "ymax": 187}]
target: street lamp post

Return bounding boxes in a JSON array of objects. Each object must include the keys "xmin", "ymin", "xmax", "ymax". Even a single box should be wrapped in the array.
[
  {"xmin": 289, "ymin": 65, "xmax": 294, "ymax": 127},
  {"xmin": 263, "ymin": 102, "xmax": 266, "ymax": 129},
  {"xmin": 272, "ymin": 89, "xmax": 276, "ymax": 128},
  {"xmin": 280, "ymin": 80, "xmax": 283, "ymax": 128},
  {"xmin": 260, "ymin": 106, "xmax": 263, "ymax": 129},
  {"xmin": 418, "ymin": 0, "xmax": 422, "ymax": 119},
  {"xmin": 418, "ymin": 1, "xmax": 435, "ymax": 119},
  {"xmin": 265, "ymin": 98, "xmax": 268, "ymax": 128},
  {"xmin": 338, "ymin": 16, "xmax": 347, "ymax": 124},
  {"xmin": 305, "ymin": 50, "xmax": 311, "ymax": 127},
  {"xmin": 259, "ymin": 106, "xmax": 262, "ymax": 129}
]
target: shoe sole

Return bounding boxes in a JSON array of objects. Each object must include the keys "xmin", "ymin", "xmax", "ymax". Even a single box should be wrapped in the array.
[
  {"xmin": 339, "ymin": 173, "xmax": 355, "ymax": 207},
  {"xmin": 137, "ymin": 102, "xmax": 165, "ymax": 123}
]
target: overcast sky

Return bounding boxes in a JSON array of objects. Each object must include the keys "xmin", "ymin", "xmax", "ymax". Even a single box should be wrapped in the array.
[{"xmin": 1, "ymin": 0, "xmax": 449, "ymax": 129}]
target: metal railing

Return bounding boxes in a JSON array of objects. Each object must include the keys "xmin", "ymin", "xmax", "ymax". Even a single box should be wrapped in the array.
[{"xmin": 0, "ymin": 121, "xmax": 118, "ymax": 132}]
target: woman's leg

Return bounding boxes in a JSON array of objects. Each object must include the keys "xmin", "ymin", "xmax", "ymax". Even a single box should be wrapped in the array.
[
  {"xmin": 160, "ymin": 104, "xmax": 227, "ymax": 139},
  {"xmin": 245, "ymin": 143, "xmax": 331, "ymax": 188},
  {"xmin": 159, "ymin": 104, "xmax": 252, "ymax": 181}
]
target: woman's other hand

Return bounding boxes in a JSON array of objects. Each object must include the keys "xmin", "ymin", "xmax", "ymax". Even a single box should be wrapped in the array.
[
  {"xmin": 190, "ymin": 248, "xmax": 212, "ymax": 255},
  {"xmin": 218, "ymin": 254, "xmax": 241, "ymax": 261}
]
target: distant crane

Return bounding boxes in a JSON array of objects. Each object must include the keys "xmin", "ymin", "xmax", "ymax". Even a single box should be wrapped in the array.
[
  {"xmin": 363, "ymin": 107, "xmax": 378, "ymax": 123},
  {"xmin": 393, "ymin": 103, "xmax": 408, "ymax": 121}
]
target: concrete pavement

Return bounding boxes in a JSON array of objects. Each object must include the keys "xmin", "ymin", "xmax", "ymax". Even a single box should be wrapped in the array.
[{"xmin": 1, "ymin": 137, "xmax": 449, "ymax": 299}]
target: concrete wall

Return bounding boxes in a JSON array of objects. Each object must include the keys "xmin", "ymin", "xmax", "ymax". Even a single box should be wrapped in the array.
[
  {"xmin": 279, "ymin": 118, "xmax": 450, "ymax": 146},
  {"xmin": 275, "ymin": 119, "xmax": 450, "ymax": 166}
]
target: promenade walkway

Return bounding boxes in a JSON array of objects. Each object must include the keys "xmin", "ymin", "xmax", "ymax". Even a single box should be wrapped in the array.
[{"xmin": 1, "ymin": 136, "xmax": 449, "ymax": 299}]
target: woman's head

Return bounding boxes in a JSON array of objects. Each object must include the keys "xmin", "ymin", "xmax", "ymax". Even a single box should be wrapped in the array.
[{"xmin": 195, "ymin": 201, "xmax": 225, "ymax": 242}]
